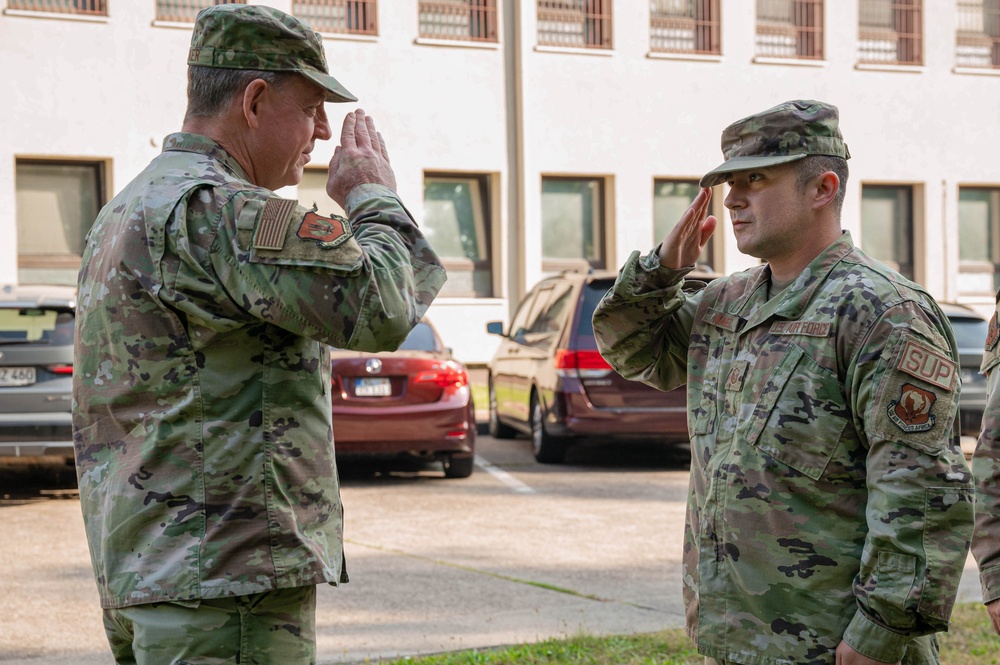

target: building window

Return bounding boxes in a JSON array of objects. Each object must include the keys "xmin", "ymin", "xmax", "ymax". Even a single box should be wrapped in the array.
[
  {"xmin": 958, "ymin": 187, "xmax": 1000, "ymax": 294},
  {"xmin": 298, "ymin": 169, "xmax": 346, "ymax": 217},
  {"xmin": 650, "ymin": 0, "xmax": 720, "ymax": 55},
  {"xmin": 537, "ymin": 0, "xmax": 613, "ymax": 49},
  {"xmin": 858, "ymin": 0, "xmax": 923, "ymax": 65},
  {"xmin": 15, "ymin": 159, "xmax": 105, "ymax": 286},
  {"xmin": 957, "ymin": 0, "xmax": 1000, "ymax": 68},
  {"xmin": 861, "ymin": 185, "xmax": 914, "ymax": 281},
  {"xmin": 653, "ymin": 180, "xmax": 715, "ymax": 270},
  {"xmin": 541, "ymin": 176, "xmax": 606, "ymax": 271},
  {"xmin": 8, "ymin": 0, "xmax": 106, "ymax": 14},
  {"xmin": 293, "ymin": 0, "xmax": 377, "ymax": 35},
  {"xmin": 419, "ymin": 0, "xmax": 497, "ymax": 42},
  {"xmin": 423, "ymin": 174, "xmax": 494, "ymax": 297},
  {"xmin": 756, "ymin": 0, "xmax": 823, "ymax": 59},
  {"xmin": 156, "ymin": 0, "xmax": 245, "ymax": 23}
]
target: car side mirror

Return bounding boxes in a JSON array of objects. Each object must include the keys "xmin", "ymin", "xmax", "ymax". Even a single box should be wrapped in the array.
[{"xmin": 486, "ymin": 321, "xmax": 504, "ymax": 336}]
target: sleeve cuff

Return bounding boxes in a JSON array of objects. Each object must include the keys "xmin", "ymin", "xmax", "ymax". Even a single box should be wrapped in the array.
[
  {"xmin": 842, "ymin": 610, "xmax": 911, "ymax": 664},
  {"xmin": 981, "ymin": 564, "xmax": 1000, "ymax": 603},
  {"xmin": 345, "ymin": 183, "xmax": 397, "ymax": 215}
]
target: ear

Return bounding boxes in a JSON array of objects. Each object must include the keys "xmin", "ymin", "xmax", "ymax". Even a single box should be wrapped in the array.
[
  {"xmin": 813, "ymin": 171, "xmax": 839, "ymax": 211},
  {"xmin": 241, "ymin": 79, "xmax": 269, "ymax": 130}
]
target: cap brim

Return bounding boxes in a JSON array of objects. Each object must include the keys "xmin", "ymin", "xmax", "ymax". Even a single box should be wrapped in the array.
[
  {"xmin": 699, "ymin": 153, "xmax": 807, "ymax": 188},
  {"xmin": 301, "ymin": 69, "xmax": 358, "ymax": 103}
]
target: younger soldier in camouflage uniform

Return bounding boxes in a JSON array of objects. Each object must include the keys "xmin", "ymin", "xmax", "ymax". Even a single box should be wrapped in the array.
[
  {"xmin": 72, "ymin": 5, "xmax": 445, "ymax": 664},
  {"xmin": 592, "ymin": 100, "xmax": 974, "ymax": 665},
  {"xmin": 973, "ymin": 297, "xmax": 1000, "ymax": 635}
]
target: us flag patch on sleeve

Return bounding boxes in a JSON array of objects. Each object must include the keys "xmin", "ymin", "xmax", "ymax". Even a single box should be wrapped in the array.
[{"xmin": 253, "ymin": 197, "xmax": 297, "ymax": 250}]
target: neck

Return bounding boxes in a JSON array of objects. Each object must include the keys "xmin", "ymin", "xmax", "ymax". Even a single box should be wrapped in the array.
[
  {"xmin": 767, "ymin": 225, "xmax": 841, "ymax": 282},
  {"xmin": 181, "ymin": 115, "xmax": 258, "ymax": 185}
]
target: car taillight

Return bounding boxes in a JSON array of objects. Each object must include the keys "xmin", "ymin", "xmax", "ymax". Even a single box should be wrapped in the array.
[
  {"xmin": 553, "ymin": 349, "xmax": 612, "ymax": 379},
  {"xmin": 47, "ymin": 364, "xmax": 73, "ymax": 376},
  {"xmin": 415, "ymin": 363, "xmax": 468, "ymax": 389}
]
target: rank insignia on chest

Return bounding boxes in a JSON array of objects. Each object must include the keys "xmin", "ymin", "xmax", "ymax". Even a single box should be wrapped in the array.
[
  {"xmin": 887, "ymin": 382, "xmax": 937, "ymax": 433},
  {"xmin": 296, "ymin": 212, "xmax": 353, "ymax": 249},
  {"xmin": 987, "ymin": 312, "xmax": 999, "ymax": 352},
  {"xmin": 725, "ymin": 360, "xmax": 749, "ymax": 392}
]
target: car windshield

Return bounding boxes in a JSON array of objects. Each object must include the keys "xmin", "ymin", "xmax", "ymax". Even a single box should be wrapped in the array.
[
  {"xmin": 950, "ymin": 316, "xmax": 989, "ymax": 351},
  {"xmin": 0, "ymin": 308, "xmax": 74, "ymax": 345},
  {"xmin": 396, "ymin": 322, "xmax": 439, "ymax": 352}
]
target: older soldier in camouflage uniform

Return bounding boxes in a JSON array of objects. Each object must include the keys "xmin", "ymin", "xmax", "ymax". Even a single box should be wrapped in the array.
[
  {"xmin": 592, "ymin": 100, "xmax": 974, "ymax": 665},
  {"xmin": 974, "ymin": 300, "xmax": 1000, "ymax": 635},
  {"xmin": 72, "ymin": 5, "xmax": 445, "ymax": 664}
]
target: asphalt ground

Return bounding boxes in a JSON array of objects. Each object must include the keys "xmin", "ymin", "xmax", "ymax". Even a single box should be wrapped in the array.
[{"xmin": 0, "ymin": 436, "xmax": 984, "ymax": 665}]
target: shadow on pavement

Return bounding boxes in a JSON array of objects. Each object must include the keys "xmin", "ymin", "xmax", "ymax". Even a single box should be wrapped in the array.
[{"xmin": 0, "ymin": 456, "xmax": 79, "ymax": 504}]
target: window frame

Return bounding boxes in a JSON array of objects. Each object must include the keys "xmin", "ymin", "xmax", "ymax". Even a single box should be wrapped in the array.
[
  {"xmin": 540, "ymin": 174, "xmax": 610, "ymax": 273},
  {"xmin": 861, "ymin": 183, "xmax": 916, "ymax": 281},
  {"xmin": 652, "ymin": 178, "xmax": 716, "ymax": 271},
  {"xmin": 418, "ymin": 0, "xmax": 498, "ymax": 43},
  {"xmin": 857, "ymin": 0, "xmax": 923, "ymax": 66},
  {"xmin": 292, "ymin": 0, "xmax": 378, "ymax": 36},
  {"xmin": 7, "ymin": 0, "xmax": 107, "ymax": 15},
  {"xmin": 422, "ymin": 172, "xmax": 496, "ymax": 298},
  {"xmin": 155, "ymin": 0, "xmax": 245, "ymax": 23},
  {"xmin": 956, "ymin": 0, "xmax": 1000, "ymax": 69},
  {"xmin": 958, "ymin": 185, "xmax": 1000, "ymax": 295},
  {"xmin": 15, "ymin": 157, "xmax": 109, "ymax": 285},
  {"xmin": 649, "ymin": 0, "xmax": 721, "ymax": 56},
  {"xmin": 755, "ymin": 0, "xmax": 824, "ymax": 60},
  {"xmin": 537, "ymin": 0, "xmax": 614, "ymax": 50}
]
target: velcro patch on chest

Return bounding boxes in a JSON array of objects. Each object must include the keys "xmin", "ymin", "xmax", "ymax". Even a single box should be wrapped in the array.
[{"xmin": 896, "ymin": 339, "xmax": 957, "ymax": 391}]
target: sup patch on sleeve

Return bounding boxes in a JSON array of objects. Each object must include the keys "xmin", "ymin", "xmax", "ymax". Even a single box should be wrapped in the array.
[{"xmin": 895, "ymin": 339, "xmax": 957, "ymax": 391}]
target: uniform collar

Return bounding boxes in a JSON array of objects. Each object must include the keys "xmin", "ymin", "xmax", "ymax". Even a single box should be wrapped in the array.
[
  {"xmin": 161, "ymin": 132, "xmax": 251, "ymax": 183},
  {"xmin": 736, "ymin": 231, "xmax": 855, "ymax": 332}
]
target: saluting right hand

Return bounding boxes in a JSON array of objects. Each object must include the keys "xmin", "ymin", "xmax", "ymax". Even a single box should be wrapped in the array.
[
  {"xmin": 327, "ymin": 109, "xmax": 397, "ymax": 208},
  {"xmin": 657, "ymin": 187, "xmax": 717, "ymax": 270}
]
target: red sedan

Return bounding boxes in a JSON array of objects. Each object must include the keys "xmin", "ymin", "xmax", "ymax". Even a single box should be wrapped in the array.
[{"xmin": 330, "ymin": 320, "xmax": 476, "ymax": 478}]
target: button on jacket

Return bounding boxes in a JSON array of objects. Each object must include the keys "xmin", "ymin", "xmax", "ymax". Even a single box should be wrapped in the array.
[
  {"xmin": 73, "ymin": 133, "xmax": 445, "ymax": 609},
  {"xmin": 593, "ymin": 233, "xmax": 973, "ymax": 665}
]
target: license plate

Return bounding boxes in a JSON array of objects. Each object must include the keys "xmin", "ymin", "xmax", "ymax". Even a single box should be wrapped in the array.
[
  {"xmin": 0, "ymin": 367, "xmax": 36, "ymax": 387},
  {"xmin": 354, "ymin": 377, "xmax": 391, "ymax": 397}
]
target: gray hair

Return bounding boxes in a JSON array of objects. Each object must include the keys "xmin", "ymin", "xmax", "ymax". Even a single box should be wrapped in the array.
[
  {"xmin": 795, "ymin": 155, "xmax": 849, "ymax": 216},
  {"xmin": 184, "ymin": 65, "xmax": 295, "ymax": 120}
]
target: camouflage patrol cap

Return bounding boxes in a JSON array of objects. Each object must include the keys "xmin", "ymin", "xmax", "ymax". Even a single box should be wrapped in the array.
[
  {"xmin": 700, "ymin": 100, "xmax": 850, "ymax": 188},
  {"xmin": 187, "ymin": 4, "xmax": 357, "ymax": 103}
]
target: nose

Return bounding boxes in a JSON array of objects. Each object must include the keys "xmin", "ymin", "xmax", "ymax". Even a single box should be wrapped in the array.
[
  {"xmin": 314, "ymin": 106, "xmax": 333, "ymax": 141},
  {"xmin": 724, "ymin": 184, "xmax": 744, "ymax": 210}
]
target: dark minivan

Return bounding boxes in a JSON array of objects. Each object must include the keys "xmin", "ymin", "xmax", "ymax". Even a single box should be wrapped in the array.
[{"xmin": 486, "ymin": 270, "xmax": 704, "ymax": 464}]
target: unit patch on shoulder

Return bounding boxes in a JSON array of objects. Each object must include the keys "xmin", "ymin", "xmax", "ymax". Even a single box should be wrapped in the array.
[
  {"xmin": 896, "ymin": 339, "xmax": 957, "ymax": 391},
  {"xmin": 986, "ymin": 312, "xmax": 999, "ymax": 352},
  {"xmin": 887, "ymin": 382, "xmax": 937, "ymax": 433},
  {"xmin": 253, "ymin": 197, "xmax": 297, "ymax": 250},
  {"xmin": 296, "ymin": 211, "xmax": 353, "ymax": 249}
]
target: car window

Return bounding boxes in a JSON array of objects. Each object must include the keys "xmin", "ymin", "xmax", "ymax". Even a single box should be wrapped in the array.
[
  {"xmin": 0, "ymin": 308, "xmax": 74, "ymax": 345},
  {"xmin": 396, "ymin": 322, "xmax": 439, "ymax": 352},
  {"xmin": 949, "ymin": 316, "xmax": 989, "ymax": 351},
  {"xmin": 573, "ymin": 280, "xmax": 614, "ymax": 350},
  {"xmin": 510, "ymin": 287, "xmax": 553, "ymax": 342}
]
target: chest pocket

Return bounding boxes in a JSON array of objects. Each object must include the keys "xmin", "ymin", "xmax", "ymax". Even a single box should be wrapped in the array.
[
  {"xmin": 743, "ymin": 343, "xmax": 849, "ymax": 480},
  {"xmin": 687, "ymin": 336, "xmax": 721, "ymax": 436}
]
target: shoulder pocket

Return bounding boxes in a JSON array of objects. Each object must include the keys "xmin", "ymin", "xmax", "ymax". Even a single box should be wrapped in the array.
[{"xmin": 745, "ymin": 343, "xmax": 849, "ymax": 480}]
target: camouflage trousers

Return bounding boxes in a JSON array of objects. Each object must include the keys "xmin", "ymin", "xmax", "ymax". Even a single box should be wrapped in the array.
[
  {"xmin": 701, "ymin": 633, "xmax": 939, "ymax": 664},
  {"xmin": 101, "ymin": 585, "xmax": 317, "ymax": 665}
]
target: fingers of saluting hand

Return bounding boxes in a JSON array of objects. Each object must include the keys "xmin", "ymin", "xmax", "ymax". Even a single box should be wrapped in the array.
[
  {"xmin": 376, "ymin": 131, "xmax": 390, "ymax": 161},
  {"xmin": 339, "ymin": 111, "xmax": 358, "ymax": 150}
]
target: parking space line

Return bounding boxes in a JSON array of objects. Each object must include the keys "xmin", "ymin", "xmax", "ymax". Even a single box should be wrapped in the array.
[{"xmin": 474, "ymin": 455, "xmax": 535, "ymax": 494}]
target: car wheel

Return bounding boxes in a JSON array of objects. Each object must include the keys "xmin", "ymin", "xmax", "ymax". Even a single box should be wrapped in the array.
[
  {"xmin": 488, "ymin": 377, "xmax": 516, "ymax": 439},
  {"xmin": 530, "ymin": 395, "xmax": 567, "ymax": 464},
  {"xmin": 443, "ymin": 453, "xmax": 474, "ymax": 478}
]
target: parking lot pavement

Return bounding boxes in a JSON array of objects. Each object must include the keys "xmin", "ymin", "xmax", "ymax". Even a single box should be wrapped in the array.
[{"xmin": 0, "ymin": 438, "xmax": 985, "ymax": 665}]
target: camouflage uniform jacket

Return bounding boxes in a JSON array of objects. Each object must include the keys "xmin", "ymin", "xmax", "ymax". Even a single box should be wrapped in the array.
[
  {"xmin": 73, "ymin": 132, "xmax": 445, "ymax": 609},
  {"xmin": 592, "ymin": 233, "xmax": 974, "ymax": 665},
  {"xmin": 973, "ymin": 293, "xmax": 1000, "ymax": 606}
]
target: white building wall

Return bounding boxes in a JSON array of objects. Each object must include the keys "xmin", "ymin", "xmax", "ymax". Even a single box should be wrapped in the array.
[{"xmin": 2, "ymin": 1, "xmax": 1000, "ymax": 364}]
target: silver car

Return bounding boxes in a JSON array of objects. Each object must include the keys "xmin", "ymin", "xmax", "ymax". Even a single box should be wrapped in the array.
[
  {"xmin": 940, "ymin": 302, "xmax": 991, "ymax": 437},
  {"xmin": 0, "ymin": 284, "xmax": 76, "ymax": 458}
]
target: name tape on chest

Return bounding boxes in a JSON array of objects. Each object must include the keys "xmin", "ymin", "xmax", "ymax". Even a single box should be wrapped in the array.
[
  {"xmin": 897, "ymin": 339, "xmax": 957, "ymax": 391},
  {"xmin": 769, "ymin": 320, "xmax": 831, "ymax": 337}
]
